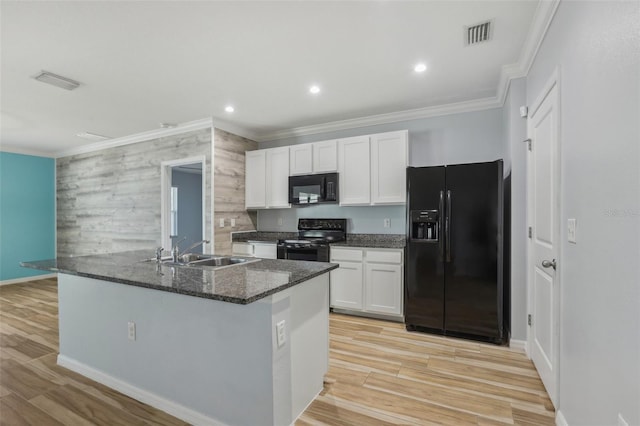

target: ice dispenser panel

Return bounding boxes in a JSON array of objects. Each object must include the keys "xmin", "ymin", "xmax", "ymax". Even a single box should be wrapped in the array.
[{"xmin": 410, "ymin": 210, "xmax": 439, "ymax": 241}]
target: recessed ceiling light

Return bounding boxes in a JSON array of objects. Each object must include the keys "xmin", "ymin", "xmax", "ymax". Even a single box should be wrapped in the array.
[
  {"xmin": 309, "ymin": 85, "xmax": 321, "ymax": 94},
  {"xmin": 225, "ymin": 106, "xmax": 235, "ymax": 113},
  {"xmin": 414, "ymin": 63, "xmax": 427, "ymax": 73},
  {"xmin": 33, "ymin": 70, "xmax": 81, "ymax": 91},
  {"xmin": 76, "ymin": 132, "xmax": 109, "ymax": 141}
]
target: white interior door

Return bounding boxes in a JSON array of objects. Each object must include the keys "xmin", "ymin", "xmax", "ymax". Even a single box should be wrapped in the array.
[{"xmin": 527, "ymin": 78, "xmax": 560, "ymax": 407}]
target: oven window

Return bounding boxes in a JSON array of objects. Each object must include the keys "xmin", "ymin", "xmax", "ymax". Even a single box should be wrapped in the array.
[
  {"xmin": 293, "ymin": 184, "xmax": 321, "ymax": 204},
  {"xmin": 285, "ymin": 248, "xmax": 319, "ymax": 261}
]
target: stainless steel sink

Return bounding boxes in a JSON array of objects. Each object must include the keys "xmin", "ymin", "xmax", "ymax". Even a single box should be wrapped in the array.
[
  {"xmin": 188, "ymin": 257, "xmax": 252, "ymax": 267},
  {"xmin": 143, "ymin": 253, "xmax": 259, "ymax": 269}
]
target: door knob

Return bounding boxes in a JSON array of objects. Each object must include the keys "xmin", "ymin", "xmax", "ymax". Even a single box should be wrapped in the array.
[{"xmin": 541, "ymin": 259, "xmax": 557, "ymax": 270}]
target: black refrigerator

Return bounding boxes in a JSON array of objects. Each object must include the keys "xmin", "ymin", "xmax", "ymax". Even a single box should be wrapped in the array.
[{"xmin": 405, "ymin": 160, "xmax": 509, "ymax": 344}]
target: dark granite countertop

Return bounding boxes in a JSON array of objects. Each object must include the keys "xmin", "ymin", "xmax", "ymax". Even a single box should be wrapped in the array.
[
  {"xmin": 332, "ymin": 234, "xmax": 406, "ymax": 249},
  {"xmin": 21, "ymin": 250, "xmax": 337, "ymax": 305},
  {"xmin": 231, "ymin": 231, "xmax": 296, "ymax": 243},
  {"xmin": 232, "ymin": 232, "xmax": 406, "ymax": 248}
]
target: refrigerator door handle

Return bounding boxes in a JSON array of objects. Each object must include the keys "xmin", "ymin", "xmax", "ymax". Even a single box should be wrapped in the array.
[
  {"xmin": 446, "ymin": 190, "xmax": 452, "ymax": 262},
  {"xmin": 438, "ymin": 190, "xmax": 444, "ymax": 261}
]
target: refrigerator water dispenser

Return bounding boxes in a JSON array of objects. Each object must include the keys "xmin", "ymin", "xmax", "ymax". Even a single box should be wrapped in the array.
[{"xmin": 410, "ymin": 210, "xmax": 439, "ymax": 241}]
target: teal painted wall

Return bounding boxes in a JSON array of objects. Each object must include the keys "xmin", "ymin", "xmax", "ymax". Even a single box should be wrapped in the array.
[{"xmin": 0, "ymin": 152, "xmax": 55, "ymax": 281}]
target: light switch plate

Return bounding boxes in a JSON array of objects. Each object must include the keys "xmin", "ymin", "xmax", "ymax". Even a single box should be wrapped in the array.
[
  {"xmin": 276, "ymin": 320, "xmax": 286, "ymax": 348},
  {"xmin": 568, "ymin": 218, "xmax": 577, "ymax": 243},
  {"xmin": 277, "ymin": 217, "xmax": 283, "ymax": 226},
  {"xmin": 128, "ymin": 321, "xmax": 136, "ymax": 341},
  {"xmin": 230, "ymin": 218, "xmax": 236, "ymax": 227},
  {"xmin": 219, "ymin": 218, "xmax": 225, "ymax": 228},
  {"xmin": 383, "ymin": 218, "xmax": 391, "ymax": 228}
]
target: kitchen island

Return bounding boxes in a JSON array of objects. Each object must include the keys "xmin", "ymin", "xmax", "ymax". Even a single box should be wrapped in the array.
[{"xmin": 22, "ymin": 251, "xmax": 338, "ymax": 426}]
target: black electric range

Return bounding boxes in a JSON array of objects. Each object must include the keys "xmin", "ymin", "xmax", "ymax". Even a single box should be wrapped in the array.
[{"xmin": 277, "ymin": 218, "xmax": 347, "ymax": 262}]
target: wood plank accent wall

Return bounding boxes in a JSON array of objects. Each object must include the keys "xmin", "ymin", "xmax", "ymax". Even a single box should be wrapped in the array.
[
  {"xmin": 213, "ymin": 128, "xmax": 258, "ymax": 254},
  {"xmin": 56, "ymin": 129, "xmax": 212, "ymax": 257}
]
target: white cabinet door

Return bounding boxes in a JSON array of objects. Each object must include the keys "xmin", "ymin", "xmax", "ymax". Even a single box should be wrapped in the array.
[
  {"xmin": 245, "ymin": 150, "xmax": 266, "ymax": 209},
  {"xmin": 232, "ymin": 243, "xmax": 254, "ymax": 256},
  {"xmin": 338, "ymin": 136, "xmax": 371, "ymax": 206},
  {"xmin": 312, "ymin": 140, "xmax": 338, "ymax": 173},
  {"xmin": 330, "ymin": 261, "xmax": 364, "ymax": 310},
  {"xmin": 371, "ymin": 130, "xmax": 408, "ymax": 204},
  {"xmin": 365, "ymin": 263, "xmax": 403, "ymax": 315},
  {"xmin": 266, "ymin": 147, "xmax": 290, "ymax": 208},
  {"xmin": 289, "ymin": 144, "xmax": 313, "ymax": 176},
  {"xmin": 253, "ymin": 243, "xmax": 277, "ymax": 259}
]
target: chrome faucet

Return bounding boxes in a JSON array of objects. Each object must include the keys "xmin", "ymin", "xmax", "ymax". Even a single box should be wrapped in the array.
[
  {"xmin": 155, "ymin": 247, "xmax": 165, "ymax": 262},
  {"xmin": 171, "ymin": 237, "xmax": 187, "ymax": 263},
  {"xmin": 172, "ymin": 239, "xmax": 210, "ymax": 263}
]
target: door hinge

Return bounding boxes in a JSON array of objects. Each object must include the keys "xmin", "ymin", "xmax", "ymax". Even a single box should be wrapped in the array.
[
  {"xmin": 519, "ymin": 106, "xmax": 529, "ymax": 118},
  {"xmin": 528, "ymin": 227, "xmax": 532, "ymax": 238},
  {"xmin": 528, "ymin": 314, "xmax": 532, "ymax": 326},
  {"xmin": 524, "ymin": 138, "xmax": 532, "ymax": 151}
]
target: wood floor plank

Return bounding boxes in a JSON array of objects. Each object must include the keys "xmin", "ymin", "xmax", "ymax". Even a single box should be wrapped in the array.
[
  {"xmin": 0, "ymin": 358, "xmax": 60, "ymax": 400},
  {"xmin": 0, "ymin": 393, "xmax": 65, "ymax": 426},
  {"xmin": 0, "ymin": 333, "xmax": 56, "ymax": 361},
  {"xmin": 38, "ymin": 384, "xmax": 147, "ymax": 426},
  {"xmin": 364, "ymin": 372, "xmax": 513, "ymax": 422}
]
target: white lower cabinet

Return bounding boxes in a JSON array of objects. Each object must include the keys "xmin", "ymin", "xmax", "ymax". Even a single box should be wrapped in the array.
[
  {"xmin": 232, "ymin": 242, "xmax": 277, "ymax": 259},
  {"xmin": 330, "ymin": 247, "xmax": 403, "ymax": 318},
  {"xmin": 330, "ymin": 261, "xmax": 364, "ymax": 310}
]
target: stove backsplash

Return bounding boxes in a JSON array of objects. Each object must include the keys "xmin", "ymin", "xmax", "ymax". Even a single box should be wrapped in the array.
[{"xmin": 257, "ymin": 205, "xmax": 405, "ymax": 234}]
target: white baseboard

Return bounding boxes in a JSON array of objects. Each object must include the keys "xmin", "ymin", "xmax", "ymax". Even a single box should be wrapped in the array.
[
  {"xmin": 509, "ymin": 338, "xmax": 528, "ymax": 353},
  {"xmin": 57, "ymin": 355, "xmax": 226, "ymax": 426},
  {"xmin": 556, "ymin": 410, "xmax": 568, "ymax": 426},
  {"xmin": 0, "ymin": 273, "xmax": 57, "ymax": 286}
]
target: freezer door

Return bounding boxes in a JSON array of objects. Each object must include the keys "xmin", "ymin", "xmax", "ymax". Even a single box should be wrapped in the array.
[
  {"xmin": 444, "ymin": 160, "xmax": 504, "ymax": 342},
  {"xmin": 405, "ymin": 166, "xmax": 446, "ymax": 331}
]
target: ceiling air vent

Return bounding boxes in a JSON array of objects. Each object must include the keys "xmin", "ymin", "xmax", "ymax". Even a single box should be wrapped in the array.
[
  {"xmin": 465, "ymin": 21, "xmax": 492, "ymax": 46},
  {"xmin": 33, "ymin": 70, "xmax": 81, "ymax": 90}
]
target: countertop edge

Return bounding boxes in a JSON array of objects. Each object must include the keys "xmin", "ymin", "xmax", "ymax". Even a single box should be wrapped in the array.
[{"xmin": 21, "ymin": 260, "xmax": 339, "ymax": 305}]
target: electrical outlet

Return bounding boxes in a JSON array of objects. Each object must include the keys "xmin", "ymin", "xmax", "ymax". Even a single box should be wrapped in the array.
[
  {"xmin": 277, "ymin": 217, "xmax": 283, "ymax": 226},
  {"xmin": 128, "ymin": 321, "xmax": 136, "ymax": 341},
  {"xmin": 568, "ymin": 218, "xmax": 577, "ymax": 243},
  {"xmin": 383, "ymin": 218, "xmax": 391, "ymax": 228},
  {"xmin": 617, "ymin": 413, "xmax": 629, "ymax": 426},
  {"xmin": 276, "ymin": 320, "xmax": 286, "ymax": 348},
  {"xmin": 219, "ymin": 218, "xmax": 225, "ymax": 228},
  {"xmin": 230, "ymin": 218, "xmax": 236, "ymax": 227}
]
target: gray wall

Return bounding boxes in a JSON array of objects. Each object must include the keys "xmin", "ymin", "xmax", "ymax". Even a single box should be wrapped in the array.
[
  {"xmin": 171, "ymin": 170, "xmax": 203, "ymax": 251},
  {"xmin": 527, "ymin": 1, "xmax": 639, "ymax": 424},
  {"xmin": 502, "ymin": 77, "xmax": 528, "ymax": 341},
  {"xmin": 259, "ymin": 108, "xmax": 504, "ymax": 233},
  {"xmin": 57, "ymin": 129, "xmax": 212, "ymax": 257}
]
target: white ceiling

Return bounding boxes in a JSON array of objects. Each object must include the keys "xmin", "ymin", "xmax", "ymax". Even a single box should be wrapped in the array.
[{"xmin": 0, "ymin": 1, "xmax": 541, "ymax": 155}]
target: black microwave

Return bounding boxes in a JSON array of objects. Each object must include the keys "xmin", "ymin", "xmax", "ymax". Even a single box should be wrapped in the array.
[{"xmin": 288, "ymin": 173, "xmax": 338, "ymax": 205}]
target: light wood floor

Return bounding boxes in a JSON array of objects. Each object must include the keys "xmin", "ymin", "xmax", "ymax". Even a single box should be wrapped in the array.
[{"xmin": 0, "ymin": 278, "xmax": 555, "ymax": 425}]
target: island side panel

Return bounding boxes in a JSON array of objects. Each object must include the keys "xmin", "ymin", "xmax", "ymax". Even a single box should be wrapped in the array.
[
  {"xmin": 289, "ymin": 273, "xmax": 330, "ymax": 419},
  {"xmin": 57, "ymin": 273, "xmax": 275, "ymax": 426}
]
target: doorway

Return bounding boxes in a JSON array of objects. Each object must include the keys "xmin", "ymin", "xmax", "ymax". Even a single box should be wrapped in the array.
[
  {"xmin": 161, "ymin": 157, "xmax": 207, "ymax": 254},
  {"xmin": 527, "ymin": 70, "xmax": 561, "ymax": 408}
]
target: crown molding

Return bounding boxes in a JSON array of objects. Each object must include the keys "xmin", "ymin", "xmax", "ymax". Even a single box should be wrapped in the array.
[
  {"xmin": 257, "ymin": 0, "xmax": 560, "ymax": 143},
  {"xmin": 55, "ymin": 118, "xmax": 214, "ymax": 158},
  {"xmin": 211, "ymin": 118, "xmax": 260, "ymax": 142},
  {"xmin": 0, "ymin": 144, "xmax": 56, "ymax": 158},
  {"xmin": 257, "ymin": 97, "xmax": 503, "ymax": 142}
]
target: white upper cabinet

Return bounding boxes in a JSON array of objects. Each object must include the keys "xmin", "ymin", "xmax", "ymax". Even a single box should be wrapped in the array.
[
  {"xmin": 338, "ymin": 136, "xmax": 371, "ymax": 206},
  {"xmin": 289, "ymin": 140, "xmax": 337, "ymax": 175},
  {"xmin": 312, "ymin": 140, "xmax": 338, "ymax": 173},
  {"xmin": 245, "ymin": 150, "xmax": 266, "ymax": 209},
  {"xmin": 289, "ymin": 144, "xmax": 313, "ymax": 176},
  {"xmin": 245, "ymin": 147, "xmax": 290, "ymax": 209},
  {"xmin": 371, "ymin": 130, "xmax": 408, "ymax": 204},
  {"xmin": 265, "ymin": 147, "xmax": 290, "ymax": 208}
]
